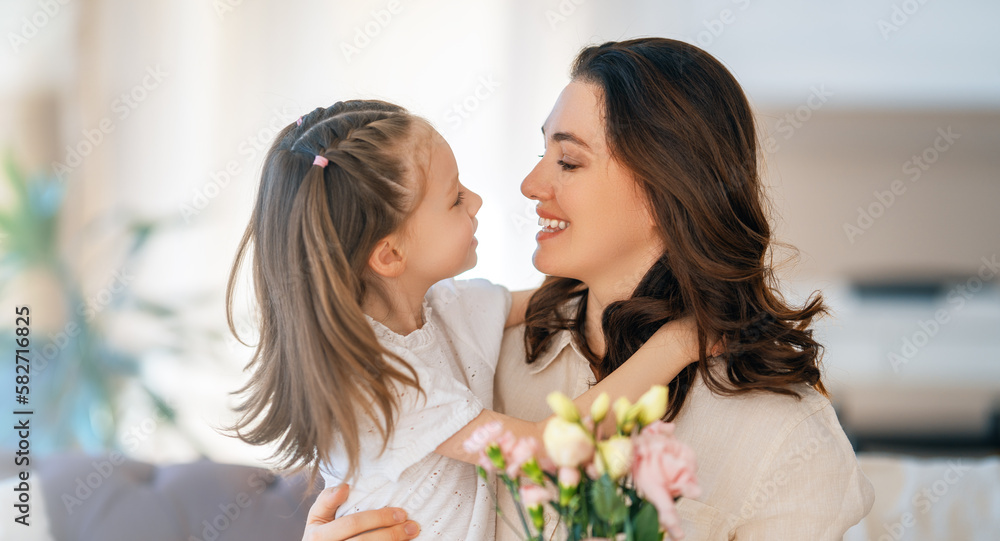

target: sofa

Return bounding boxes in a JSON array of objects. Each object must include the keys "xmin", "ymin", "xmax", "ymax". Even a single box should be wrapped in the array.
[{"xmin": 0, "ymin": 453, "xmax": 318, "ymax": 541}]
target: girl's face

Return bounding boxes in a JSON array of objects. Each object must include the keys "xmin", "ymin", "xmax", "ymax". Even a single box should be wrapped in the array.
[
  {"xmin": 401, "ymin": 128, "xmax": 483, "ymax": 285},
  {"xmin": 521, "ymin": 81, "xmax": 662, "ymax": 293}
]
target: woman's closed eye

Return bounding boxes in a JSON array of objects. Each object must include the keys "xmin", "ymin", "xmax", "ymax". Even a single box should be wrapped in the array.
[
  {"xmin": 537, "ymin": 151, "xmax": 581, "ymax": 171},
  {"xmin": 558, "ymin": 159, "xmax": 580, "ymax": 171},
  {"xmin": 453, "ymin": 190, "xmax": 466, "ymax": 207}
]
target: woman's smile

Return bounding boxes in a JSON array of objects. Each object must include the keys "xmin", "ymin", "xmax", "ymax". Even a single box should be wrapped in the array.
[{"xmin": 536, "ymin": 208, "xmax": 570, "ymax": 240}]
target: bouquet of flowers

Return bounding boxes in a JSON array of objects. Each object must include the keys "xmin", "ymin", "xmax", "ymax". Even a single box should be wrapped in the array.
[{"xmin": 463, "ymin": 386, "xmax": 700, "ymax": 541}]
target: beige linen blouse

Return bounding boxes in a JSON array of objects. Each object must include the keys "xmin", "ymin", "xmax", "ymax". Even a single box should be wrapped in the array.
[{"xmin": 493, "ymin": 323, "xmax": 875, "ymax": 541}]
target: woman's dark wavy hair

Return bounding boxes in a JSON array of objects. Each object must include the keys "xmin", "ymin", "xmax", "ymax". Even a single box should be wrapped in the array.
[{"xmin": 524, "ymin": 38, "xmax": 827, "ymax": 420}]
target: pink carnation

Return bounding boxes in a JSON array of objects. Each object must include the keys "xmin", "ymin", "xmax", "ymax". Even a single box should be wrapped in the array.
[
  {"xmin": 463, "ymin": 421, "xmax": 504, "ymax": 455},
  {"xmin": 505, "ymin": 437, "xmax": 539, "ymax": 478},
  {"xmin": 558, "ymin": 466, "xmax": 581, "ymax": 488},
  {"xmin": 519, "ymin": 483, "xmax": 556, "ymax": 508},
  {"xmin": 496, "ymin": 430, "xmax": 518, "ymax": 457},
  {"xmin": 631, "ymin": 421, "xmax": 701, "ymax": 540}
]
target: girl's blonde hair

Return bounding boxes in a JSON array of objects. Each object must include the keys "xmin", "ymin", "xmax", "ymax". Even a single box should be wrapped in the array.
[{"xmin": 226, "ymin": 100, "xmax": 426, "ymax": 484}]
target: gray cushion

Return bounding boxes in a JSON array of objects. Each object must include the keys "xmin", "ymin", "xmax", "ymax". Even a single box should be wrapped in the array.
[{"xmin": 34, "ymin": 453, "xmax": 318, "ymax": 541}]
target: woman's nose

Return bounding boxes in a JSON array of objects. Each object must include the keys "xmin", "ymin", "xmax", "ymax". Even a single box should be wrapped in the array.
[{"xmin": 521, "ymin": 158, "xmax": 552, "ymax": 201}]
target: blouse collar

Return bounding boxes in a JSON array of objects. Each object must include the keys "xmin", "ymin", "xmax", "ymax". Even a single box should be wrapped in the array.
[
  {"xmin": 365, "ymin": 299, "xmax": 436, "ymax": 350},
  {"xmin": 526, "ymin": 296, "xmax": 590, "ymax": 375}
]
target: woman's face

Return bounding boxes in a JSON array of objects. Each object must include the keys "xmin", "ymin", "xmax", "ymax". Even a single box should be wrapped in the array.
[{"xmin": 521, "ymin": 80, "xmax": 663, "ymax": 295}]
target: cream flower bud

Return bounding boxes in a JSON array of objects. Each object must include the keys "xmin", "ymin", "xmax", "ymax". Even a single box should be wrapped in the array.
[
  {"xmin": 612, "ymin": 397, "xmax": 632, "ymax": 425},
  {"xmin": 547, "ymin": 391, "xmax": 581, "ymax": 423},
  {"xmin": 595, "ymin": 435, "xmax": 634, "ymax": 481},
  {"xmin": 635, "ymin": 385, "xmax": 669, "ymax": 426},
  {"xmin": 590, "ymin": 392, "xmax": 610, "ymax": 424},
  {"xmin": 543, "ymin": 417, "xmax": 594, "ymax": 468}
]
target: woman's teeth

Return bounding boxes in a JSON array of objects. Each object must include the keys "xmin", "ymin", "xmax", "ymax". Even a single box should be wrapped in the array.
[{"xmin": 538, "ymin": 217, "xmax": 569, "ymax": 232}]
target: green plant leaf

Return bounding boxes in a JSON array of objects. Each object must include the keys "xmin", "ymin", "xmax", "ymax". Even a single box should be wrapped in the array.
[
  {"xmin": 1, "ymin": 150, "xmax": 29, "ymax": 205},
  {"xmin": 134, "ymin": 299, "xmax": 177, "ymax": 318},
  {"xmin": 144, "ymin": 385, "xmax": 177, "ymax": 424},
  {"xmin": 633, "ymin": 502, "xmax": 664, "ymax": 541},
  {"xmin": 590, "ymin": 473, "xmax": 628, "ymax": 527},
  {"xmin": 126, "ymin": 221, "xmax": 156, "ymax": 255}
]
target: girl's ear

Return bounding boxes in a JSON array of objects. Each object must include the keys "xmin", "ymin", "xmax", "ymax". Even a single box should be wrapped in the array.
[{"xmin": 368, "ymin": 235, "xmax": 406, "ymax": 278}]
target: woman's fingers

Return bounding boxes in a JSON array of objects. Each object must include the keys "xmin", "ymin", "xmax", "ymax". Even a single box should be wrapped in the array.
[
  {"xmin": 318, "ymin": 508, "xmax": 413, "ymax": 539},
  {"xmin": 306, "ymin": 484, "xmax": 349, "ymax": 527},
  {"xmin": 302, "ymin": 484, "xmax": 419, "ymax": 541},
  {"xmin": 347, "ymin": 522, "xmax": 421, "ymax": 541}
]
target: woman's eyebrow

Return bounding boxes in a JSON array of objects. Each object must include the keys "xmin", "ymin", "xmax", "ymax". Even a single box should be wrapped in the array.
[{"xmin": 541, "ymin": 126, "xmax": 592, "ymax": 151}]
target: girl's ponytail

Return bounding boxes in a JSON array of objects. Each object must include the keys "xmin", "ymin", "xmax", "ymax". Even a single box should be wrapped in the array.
[{"xmin": 226, "ymin": 101, "xmax": 423, "ymax": 485}]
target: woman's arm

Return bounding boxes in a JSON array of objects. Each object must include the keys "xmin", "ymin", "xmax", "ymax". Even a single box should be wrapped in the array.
[
  {"xmin": 436, "ymin": 317, "xmax": 706, "ymax": 464},
  {"xmin": 729, "ymin": 405, "xmax": 875, "ymax": 539}
]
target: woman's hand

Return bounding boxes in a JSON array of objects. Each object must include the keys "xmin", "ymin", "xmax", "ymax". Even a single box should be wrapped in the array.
[{"xmin": 302, "ymin": 484, "xmax": 420, "ymax": 541}]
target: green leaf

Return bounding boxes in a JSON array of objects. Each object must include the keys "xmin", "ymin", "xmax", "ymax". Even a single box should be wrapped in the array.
[
  {"xmin": 134, "ymin": 299, "xmax": 177, "ymax": 318},
  {"xmin": 590, "ymin": 473, "xmax": 628, "ymax": 527},
  {"xmin": 2, "ymin": 150, "xmax": 29, "ymax": 205},
  {"xmin": 632, "ymin": 502, "xmax": 664, "ymax": 541},
  {"xmin": 126, "ymin": 221, "xmax": 156, "ymax": 255},
  {"xmin": 144, "ymin": 385, "xmax": 177, "ymax": 424}
]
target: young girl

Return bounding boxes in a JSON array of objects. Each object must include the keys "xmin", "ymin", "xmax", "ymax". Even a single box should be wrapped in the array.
[{"xmin": 226, "ymin": 100, "xmax": 700, "ymax": 539}]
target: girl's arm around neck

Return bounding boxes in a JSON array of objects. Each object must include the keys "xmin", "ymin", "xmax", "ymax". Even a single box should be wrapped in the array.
[
  {"xmin": 504, "ymin": 289, "xmax": 536, "ymax": 328},
  {"xmin": 436, "ymin": 317, "xmax": 705, "ymax": 464}
]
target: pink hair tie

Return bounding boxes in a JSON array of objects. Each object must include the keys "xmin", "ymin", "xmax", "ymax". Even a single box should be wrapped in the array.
[
  {"xmin": 296, "ymin": 116, "xmax": 303, "ymax": 126},
  {"xmin": 313, "ymin": 155, "xmax": 329, "ymax": 168}
]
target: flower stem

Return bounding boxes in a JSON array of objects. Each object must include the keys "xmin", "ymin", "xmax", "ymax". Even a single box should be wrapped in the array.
[{"xmin": 503, "ymin": 477, "xmax": 536, "ymax": 540}]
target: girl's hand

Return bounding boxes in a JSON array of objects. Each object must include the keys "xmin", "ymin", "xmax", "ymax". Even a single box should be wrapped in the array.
[
  {"xmin": 302, "ymin": 484, "xmax": 420, "ymax": 541},
  {"xmin": 648, "ymin": 316, "xmax": 722, "ymax": 361}
]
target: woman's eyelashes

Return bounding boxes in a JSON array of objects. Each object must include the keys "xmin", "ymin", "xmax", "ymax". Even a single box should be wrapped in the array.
[
  {"xmin": 558, "ymin": 158, "xmax": 580, "ymax": 171},
  {"xmin": 453, "ymin": 190, "xmax": 466, "ymax": 207},
  {"xmin": 538, "ymin": 151, "xmax": 581, "ymax": 171}
]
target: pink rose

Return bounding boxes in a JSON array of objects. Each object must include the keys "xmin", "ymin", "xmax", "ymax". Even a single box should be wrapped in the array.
[
  {"xmin": 631, "ymin": 421, "xmax": 701, "ymax": 540},
  {"xmin": 641, "ymin": 420, "xmax": 676, "ymax": 438},
  {"xmin": 519, "ymin": 483, "xmax": 556, "ymax": 508}
]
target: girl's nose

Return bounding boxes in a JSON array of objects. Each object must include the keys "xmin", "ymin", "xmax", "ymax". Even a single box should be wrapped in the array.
[{"xmin": 467, "ymin": 188, "xmax": 483, "ymax": 216}]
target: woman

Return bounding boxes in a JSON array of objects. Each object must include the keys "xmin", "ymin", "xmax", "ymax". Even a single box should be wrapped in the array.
[{"xmin": 303, "ymin": 38, "xmax": 874, "ymax": 540}]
